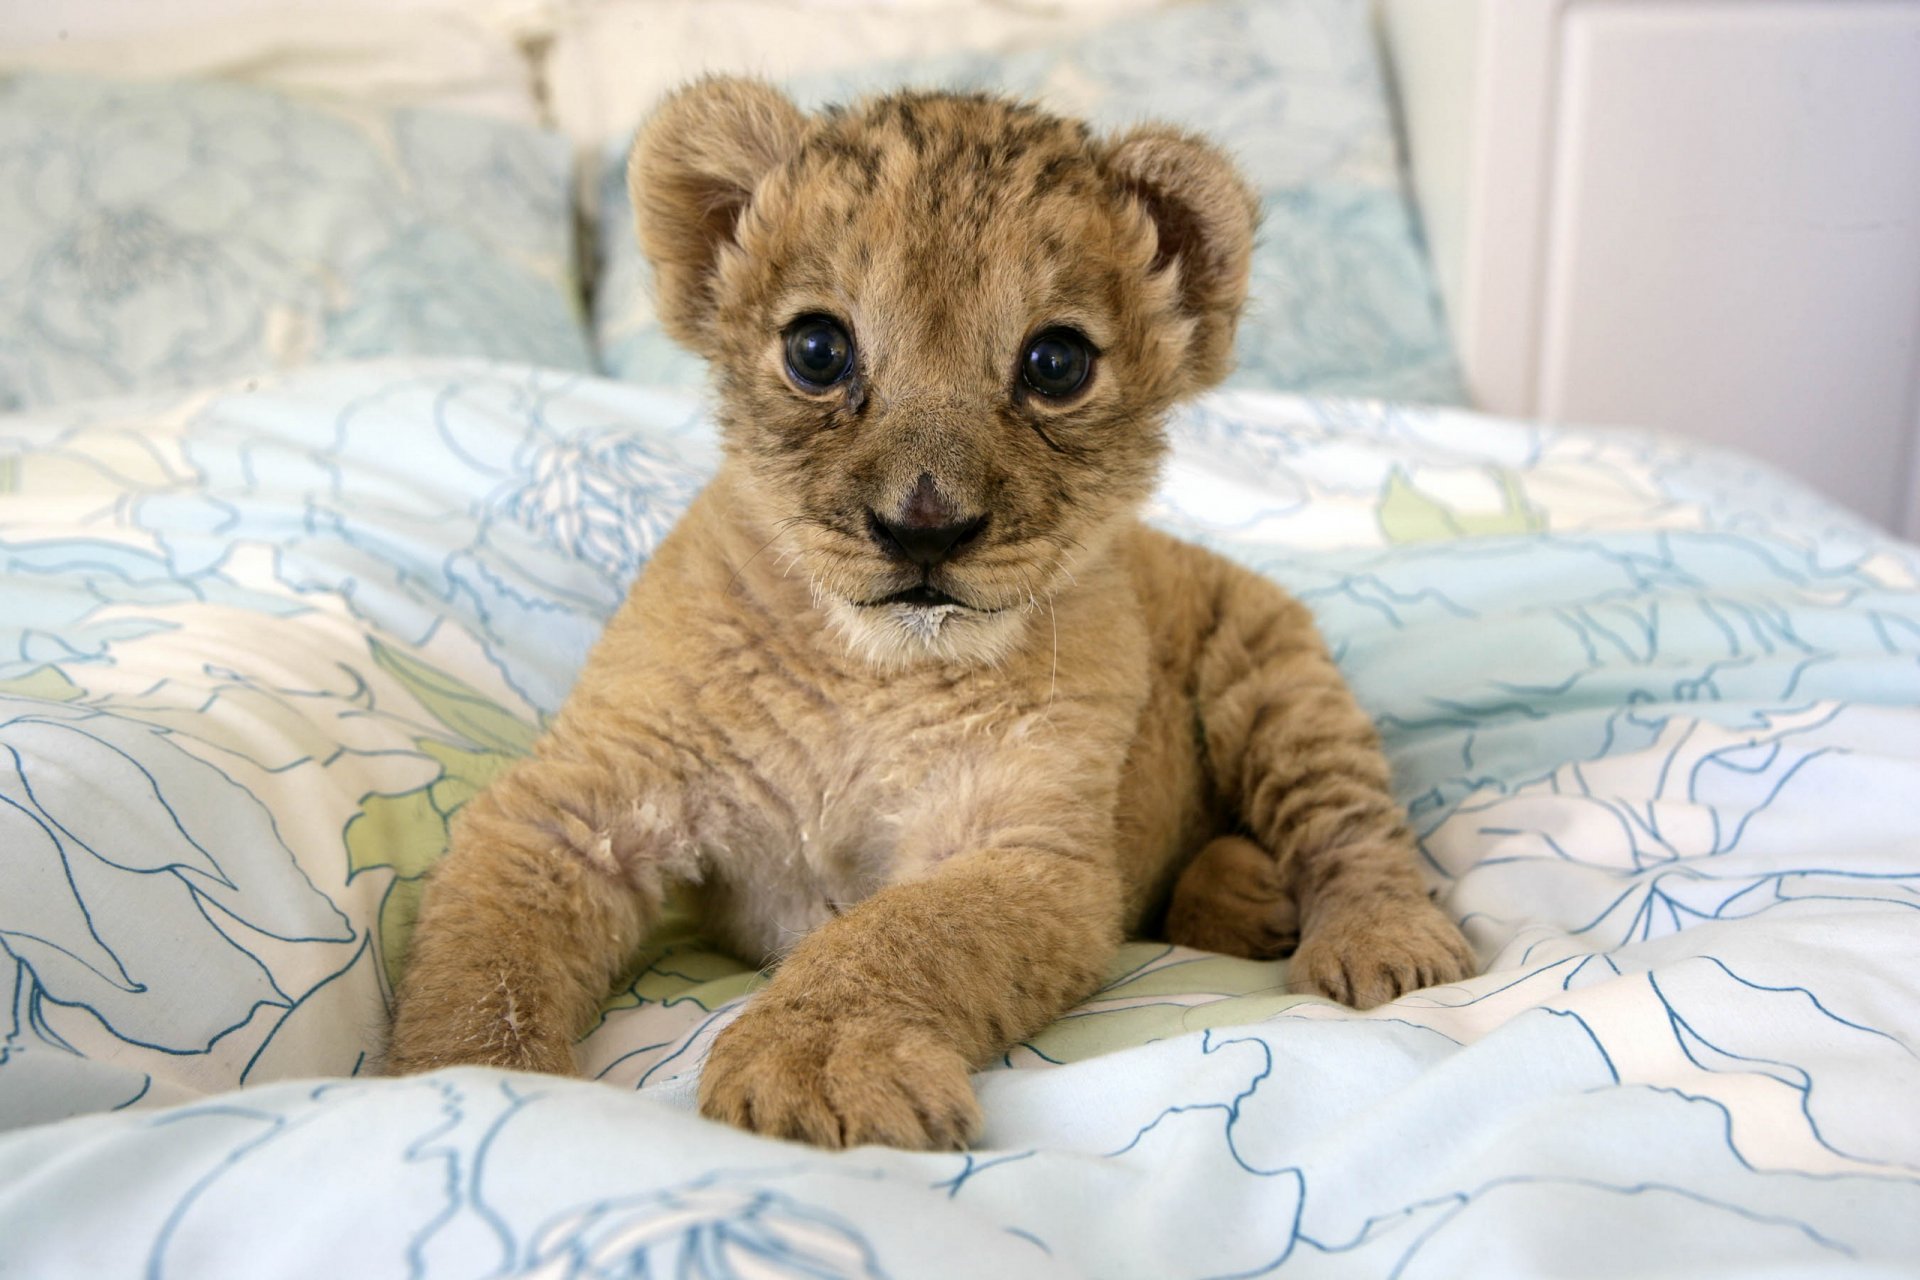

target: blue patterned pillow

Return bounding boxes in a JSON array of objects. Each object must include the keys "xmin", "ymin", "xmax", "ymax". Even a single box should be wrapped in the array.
[
  {"xmin": 0, "ymin": 73, "xmax": 592, "ymax": 411},
  {"xmin": 591, "ymin": 0, "xmax": 1463, "ymax": 403}
]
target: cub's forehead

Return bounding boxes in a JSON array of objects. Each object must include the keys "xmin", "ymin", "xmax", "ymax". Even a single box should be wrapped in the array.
[
  {"xmin": 796, "ymin": 92, "xmax": 1100, "ymax": 202},
  {"xmin": 759, "ymin": 92, "xmax": 1135, "ymax": 330}
]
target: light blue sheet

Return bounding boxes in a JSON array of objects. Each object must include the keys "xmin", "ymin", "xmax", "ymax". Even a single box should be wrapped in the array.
[{"xmin": 1, "ymin": 360, "xmax": 1917, "ymax": 1277}]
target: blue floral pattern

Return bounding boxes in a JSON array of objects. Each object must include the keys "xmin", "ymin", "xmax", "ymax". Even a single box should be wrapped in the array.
[
  {"xmin": 0, "ymin": 73, "xmax": 592, "ymax": 412},
  {"xmin": 592, "ymin": 0, "xmax": 1465, "ymax": 403},
  {"xmin": 0, "ymin": 695, "xmax": 354, "ymax": 1059},
  {"xmin": 2, "ymin": 359, "xmax": 1919, "ymax": 1276}
]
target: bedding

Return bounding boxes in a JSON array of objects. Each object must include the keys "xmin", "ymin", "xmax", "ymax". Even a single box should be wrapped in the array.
[
  {"xmin": 2, "ymin": 357, "xmax": 1918, "ymax": 1277},
  {"xmin": 0, "ymin": 73, "xmax": 591, "ymax": 413},
  {"xmin": 590, "ymin": 0, "xmax": 1466, "ymax": 405}
]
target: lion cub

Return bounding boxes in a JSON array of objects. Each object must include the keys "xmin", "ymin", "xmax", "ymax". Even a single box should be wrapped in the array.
[{"xmin": 389, "ymin": 79, "xmax": 1475, "ymax": 1148}]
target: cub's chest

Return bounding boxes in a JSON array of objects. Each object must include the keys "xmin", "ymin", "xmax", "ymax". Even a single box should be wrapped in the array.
[
  {"xmin": 689, "ymin": 677, "xmax": 1064, "ymax": 963},
  {"xmin": 696, "ymin": 658, "xmax": 1038, "ymax": 857},
  {"xmin": 642, "ymin": 550, "xmax": 1156, "ymax": 960}
]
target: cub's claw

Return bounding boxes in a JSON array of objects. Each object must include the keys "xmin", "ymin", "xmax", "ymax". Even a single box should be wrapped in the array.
[
  {"xmin": 699, "ymin": 1003, "xmax": 982, "ymax": 1151},
  {"xmin": 1290, "ymin": 897, "xmax": 1475, "ymax": 1009}
]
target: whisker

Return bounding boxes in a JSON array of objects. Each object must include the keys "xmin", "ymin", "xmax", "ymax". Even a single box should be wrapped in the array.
[
  {"xmin": 724, "ymin": 517, "xmax": 809, "ymax": 596},
  {"xmin": 1045, "ymin": 594, "xmax": 1059, "ymax": 713}
]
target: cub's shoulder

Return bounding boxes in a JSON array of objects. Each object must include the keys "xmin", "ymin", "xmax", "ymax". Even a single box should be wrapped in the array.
[
  {"xmin": 1122, "ymin": 521, "xmax": 1233, "ymax": 599},
  {"xmin": 1119, "ymin": 522, "xmax": 1308, "ymax": 668}
]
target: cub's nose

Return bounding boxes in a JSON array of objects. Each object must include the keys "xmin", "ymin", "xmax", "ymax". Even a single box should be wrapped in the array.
[{"xmin": 867, "ymin": 474, "xmax": 989, "ymax": 568}]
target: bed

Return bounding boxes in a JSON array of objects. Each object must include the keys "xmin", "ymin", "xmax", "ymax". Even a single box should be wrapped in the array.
[{"xmin": 3, "ymin": 3, "xmax": 1918, "ymax": 1277}]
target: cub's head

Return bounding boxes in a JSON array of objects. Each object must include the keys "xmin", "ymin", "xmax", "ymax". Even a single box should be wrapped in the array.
[{"xmin": 630, "ymin": 78, "xmax": 1256, "ymax": 666}]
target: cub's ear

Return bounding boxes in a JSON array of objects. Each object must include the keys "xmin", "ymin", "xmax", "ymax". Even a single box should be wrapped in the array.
[
  {"xmin": 1102, "ymin": 126, "xmax": 1259, "ymax": 390},
  {"xmin": 628, "ymin": 77, "xmax": 808, "ymax": 354}
]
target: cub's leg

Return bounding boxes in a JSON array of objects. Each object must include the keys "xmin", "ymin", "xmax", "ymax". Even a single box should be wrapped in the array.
[
  {"xmin": 1165, "ymin": 834, "xmax": 1299, "ymax": 959},
  {"xmin": 1173, "ymin": 550, "xmax": 1474, "ymax": 1007},
  {"xmin": 386, "ymin": 739, "xmax": 685, "ymax": 1075},
  {"xmin": 699, "ymin": 772, "xmax": 1124, "ymax": 1150}
]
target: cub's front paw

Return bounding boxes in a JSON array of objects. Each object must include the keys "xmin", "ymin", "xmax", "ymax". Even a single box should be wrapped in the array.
[
  {"xmin": 699, "ymin": 1002, "xmax": 981, "ymax": 1151},
  {"xmin": 1290, "ymin": 896, "xmax": 1475, "ymax": 1009}
]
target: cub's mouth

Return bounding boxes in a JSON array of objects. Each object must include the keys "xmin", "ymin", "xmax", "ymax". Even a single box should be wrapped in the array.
[
  {"xmin": 863, "ymin": 584, "xmax": 967, "ymax": 609},
  {"xmin": 825, "ymin": 564, "xmax": 1028, "ymax": 667},
  {"xmin": 855, "ymin": 582, "xmax": 1009, "ymax": 613}
]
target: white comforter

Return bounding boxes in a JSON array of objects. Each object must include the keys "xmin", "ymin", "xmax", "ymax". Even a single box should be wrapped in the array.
[{"xmin": 1, "ymin": 360, "xmax": 1916, "ymax": 1278}]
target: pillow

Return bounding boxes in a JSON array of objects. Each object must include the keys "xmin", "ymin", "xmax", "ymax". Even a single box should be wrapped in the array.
[
  {"xmin": 539, "ymin": 0, "xmax": 1185, "ymax": 151},
  {"xmin": 0, "ymin": 5, "xmax": 551, "ymax": 125},
  {"xmin": 0, "ymin": 72, "xmax": 593, "ymax": 412},
  {"xmin": 589, "ymin": 0, "xmax": 1466, "ymax": 403}
]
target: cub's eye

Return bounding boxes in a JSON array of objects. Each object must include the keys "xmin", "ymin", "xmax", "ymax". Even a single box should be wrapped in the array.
[
  {"xmin": 1021, "ymin": 328, "xmax": 1093, "ymax": 400},
  {"xmin": 784, "ymin": 315, "xmax": 854, "ymax": 389}
]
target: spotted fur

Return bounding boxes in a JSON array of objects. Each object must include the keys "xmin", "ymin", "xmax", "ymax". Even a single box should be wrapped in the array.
[{"xmin": 389, "ymin": 79, "xmax": 1475, "ymax": 1149}]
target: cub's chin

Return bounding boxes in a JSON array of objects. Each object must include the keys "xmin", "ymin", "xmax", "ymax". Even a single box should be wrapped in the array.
[{"xmin": 822, "ymin": 592, "xmax": 1033, "ymax": 670}]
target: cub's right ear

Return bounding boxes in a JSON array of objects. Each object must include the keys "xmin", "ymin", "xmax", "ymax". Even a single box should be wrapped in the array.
[{"xmin": 628, "ymin": 77, "xmax": 807, "ymax": 355}]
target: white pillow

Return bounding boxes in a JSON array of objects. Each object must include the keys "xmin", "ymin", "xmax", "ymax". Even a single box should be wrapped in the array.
[
  {"xmin": 0, "ymin": 3, "xmax": 550, "ymax": 125},
  {"xmin": 541, "ymin": 0, "xmax": 1188, "ymax": 148}
]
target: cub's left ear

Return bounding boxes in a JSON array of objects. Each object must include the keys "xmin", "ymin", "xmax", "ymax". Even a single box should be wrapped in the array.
[{"xmin": 1102, "ymin": 126, "xmax": 1259, "ymax": 390}]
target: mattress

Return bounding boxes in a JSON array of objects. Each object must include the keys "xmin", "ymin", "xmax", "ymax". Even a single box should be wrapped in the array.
[{"xmin": 2, "ymin": 359, "xmax": 1917, "ymax": 1277}]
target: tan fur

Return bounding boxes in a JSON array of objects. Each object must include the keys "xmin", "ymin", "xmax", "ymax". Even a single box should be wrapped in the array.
[{"xmin": 387, "ymin": 81, "xmax": 1475, "ymax": 1148}]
